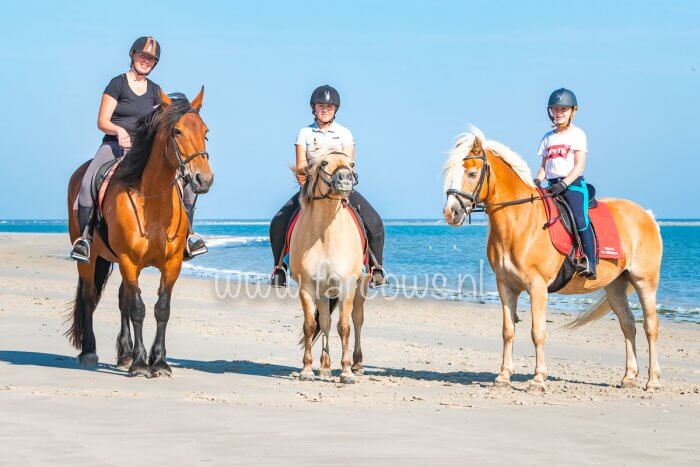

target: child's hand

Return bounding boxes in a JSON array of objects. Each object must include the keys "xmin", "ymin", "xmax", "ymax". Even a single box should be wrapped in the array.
[
  {"xmin": 533, "ymin": 178, "xmax": 542, "ymax": 187},
  {"xmin": 548, "ymin": 181, "xmax": 568, "ymax": 195}
]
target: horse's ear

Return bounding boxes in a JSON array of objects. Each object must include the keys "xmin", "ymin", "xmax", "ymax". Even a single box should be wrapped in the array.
[
  {"xmin": 191, "ymin": 86, "xmax": 205, "ymax": 111},
  {"xmin": 160, "ymin": 89, "xmax": 172, "ymax": 107},
  {"xmin": 470, "ymin": 136, "xmax": 484, "ymax": 156}
]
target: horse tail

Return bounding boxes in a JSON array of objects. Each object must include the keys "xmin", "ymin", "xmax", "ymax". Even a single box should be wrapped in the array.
[
  {"xmin": 297, "ymin": 297, "xmax": 339, "ymax": 347},
  {"xmin": 65, "ymin": 257, "xmax": 113, "ymax": 348},
  {"xmin": 564, "ymin": 282, "xmax": 635, "ymax": 329}
]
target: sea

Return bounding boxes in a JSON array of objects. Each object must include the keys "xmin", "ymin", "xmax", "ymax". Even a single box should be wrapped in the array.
[{"xmin": 2, "ymin": 218, "xmax": 698, "ymax": 323}]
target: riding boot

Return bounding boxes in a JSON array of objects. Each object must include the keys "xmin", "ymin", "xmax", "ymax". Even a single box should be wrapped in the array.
[
  {"xmin": 575, "ymin": 226, "xmax": 597, "ymax": 279},
  {"xmin": 70, "ymin": 206, "xmax": 95, "ymax": 264},
  {"xmin": 269, "ymin": 265, "xmax": 288, "ymax": 288},
  {"xmin": 184, "ymin": 209, "xmax": 207, "ymax": 261}
]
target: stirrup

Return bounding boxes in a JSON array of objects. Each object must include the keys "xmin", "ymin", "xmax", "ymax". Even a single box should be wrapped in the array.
[
  {"xmin": 369, "ymin": 267, "xmax": 387, "ymax": 288},
  {"xmin": 269, "ymin": 267, "xmax": 288, "ymax": 288},
  {"xmin": 70, "ymin": 238, "xmax": 91, "ymax": 264},
  {"xmin": 575, "ymin": 257, "xmax": 597, "ymax": 279},
  {"xmin": 184, "ymin": 233, "xmax": 208, "ymax": 261}
]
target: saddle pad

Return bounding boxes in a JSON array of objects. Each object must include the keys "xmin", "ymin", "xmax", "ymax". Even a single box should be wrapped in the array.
[
  {"xmin": 283, "ymin": 206, "xmax": 368, "ymax": 267},
  {"xmin": 97, "ymin": 159, "xmax": 122, "ymax": 213},
  {"xmin": 538, "ymin": 188, "xmax": 623, "ymax": 260}
]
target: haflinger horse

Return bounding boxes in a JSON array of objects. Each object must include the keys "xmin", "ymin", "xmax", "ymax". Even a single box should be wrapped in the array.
[
  {"xmin": 442, "ymin": 125, "xmax": 663, "ymax": 392},
  {"xmin": 66, "ymin": 89, "xmax": 213, "ymax": 377},
  {"xmin": 290, "ymin": 148, "xmax": 369, "ymax": 384}
]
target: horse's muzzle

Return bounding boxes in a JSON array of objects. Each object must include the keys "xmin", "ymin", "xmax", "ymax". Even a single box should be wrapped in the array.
[
  {"xmin": 443, "ymin": 198, "xmax": 466, "ymax": 226},
  {"xmin": 190, "ymin": 172, "xmax": 214, "ymax": 194},
  {"xmin": 332, "ymin": 168, "xmax": 354, "ymax": 193}
]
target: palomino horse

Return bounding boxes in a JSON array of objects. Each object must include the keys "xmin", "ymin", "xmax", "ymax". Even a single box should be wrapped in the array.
[
  {"xmin": 290, "ymin": 148, "xmax": 369, "ymax": 384},
  {"xmin": 66, "ymin": 89, "xmax": 213, "ymax": 377},
  {"xmin": 442, "ymin": 125, "xmax": 662, "ymax": 391}
]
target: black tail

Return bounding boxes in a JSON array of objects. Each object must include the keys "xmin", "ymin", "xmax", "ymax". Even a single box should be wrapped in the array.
[
  {"xmin": 297, "ymin": 297, "xmax": 339, "ymax": 347},
  {"xmin": 65, "ymin": 257, "xmax": 113, "ymax": 349}
]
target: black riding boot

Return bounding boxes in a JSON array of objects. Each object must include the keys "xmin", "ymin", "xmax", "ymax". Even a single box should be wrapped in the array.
[
  {"xmin": 70, "ymin": 206, "xmax": 94, "ymax": 264},
  {"xmin": 184, "ymin": 209, "xmax": 207, "ymax": 261}
]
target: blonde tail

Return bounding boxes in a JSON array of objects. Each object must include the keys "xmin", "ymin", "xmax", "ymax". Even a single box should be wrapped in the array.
[{"xmin": 564, "ymin": 284, "xmax": 635, "ymax": 329}]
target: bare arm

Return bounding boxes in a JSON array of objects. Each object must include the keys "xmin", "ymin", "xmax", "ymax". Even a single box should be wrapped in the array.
[
  {"xmin": 97, "ymin": 94, "xmax": 131, "ymax": 150},
  {"xmin": 534, "ymin": 157, "xmax": 546, "ymax": 181},
  {"xmin": 343, "ymin": 144, "xmax": 355, "ymax": 164},
  {"xmin": 563, "ymin": 150, "xmax": 587, "ymax": 186},
  {"xmin": 295, "ymin": 144, "xmax": 308, "ymax": 185}
]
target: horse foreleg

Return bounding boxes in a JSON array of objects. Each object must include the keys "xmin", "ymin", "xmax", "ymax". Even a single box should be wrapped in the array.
[
  {"xmin": 605, "ymin": 276, "xmax": 639, "ymax": 388},
  {"xmin": 299, "ymin": 288, "xmax": 317, "ymax": 380},
  {"xmin": 149, "ymin": 264, "xmax": 179, "ymax": 378},
  {"xmin": 116, "ymin": 281, "xmax": 134, "ymax": 370},
  {"xmin": 338, "ymin": 294, "xmax": 356, "ymax": 384},
  {"xmin": 528, "ymin": 285, "xmax": 549, "ymax": 392},
  {"xmin": 495, "ymin": 280, "xmax": 520, "ymax": 387},
  {"xmin": 632, "ymin": 277, "xmax": 662, "ymax": 391},
  {"xmin": 317, "ymin": 297, "xmax": 332, "ymax": 378},
  {"xmin": 76, "ymin": 264, "xmax": 99, "ymax": 366},
  {"xmin": 351, "ymin": 278, "xmax": 368, "ymax": 375},
  {"xmin": 119, "ymin": 261, "xmax": 148, "ymax": 377}
]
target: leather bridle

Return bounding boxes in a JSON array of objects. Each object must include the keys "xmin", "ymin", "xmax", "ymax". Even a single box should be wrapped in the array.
[{"xmin": 170, "ymin": 110, "xmax": 209, "ymax": 185}]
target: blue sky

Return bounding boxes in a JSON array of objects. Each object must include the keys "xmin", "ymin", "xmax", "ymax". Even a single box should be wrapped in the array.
[{"xmin": 1, "ymin": 1, "xmax": 698, "ymax": 219}]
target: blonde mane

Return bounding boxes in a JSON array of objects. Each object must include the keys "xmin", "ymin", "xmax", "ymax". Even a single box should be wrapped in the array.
[{"xmin": 443, "ymin": 124, "xmax": 535, "ymax": 192}]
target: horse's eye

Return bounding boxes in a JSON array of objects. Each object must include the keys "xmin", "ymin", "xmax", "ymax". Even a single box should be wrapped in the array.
[
  {"xmin": 468, "ymin": 171, "xmax": 478, "ymax": 179},
  {"xmin": 321, "ymin": 160, "xmax": 329, "ymax": 167},
  {"xmin": 173, "ymin": 128, "xmax": 183, "ymax": 136}
]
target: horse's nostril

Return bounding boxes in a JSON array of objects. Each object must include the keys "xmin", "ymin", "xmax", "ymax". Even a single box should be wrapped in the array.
[{"xmin": 194, "ymin": 173, "xmax": 203, "ymax": 186}]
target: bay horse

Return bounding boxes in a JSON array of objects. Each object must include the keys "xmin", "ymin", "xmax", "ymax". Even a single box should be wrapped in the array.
[
  {"xmin": 290, "ymin": 148, "xmax": 369, "ymax": 384},
  {"xmin": 66, "ymin": 89, "xmax": 213, "ymax": 377},
  {"xmin": 442, "ymin": 125, "xmax": 663, "ymax": 392}
]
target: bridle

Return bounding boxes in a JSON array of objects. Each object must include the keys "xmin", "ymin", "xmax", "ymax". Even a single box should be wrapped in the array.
[
  {"xmin": 308, "ymin": 157, "xmax": 358, "ymax": 203},
  {"xmin": 445, "ymin": 150, "xmax": 554, "ymax": 224},
  {"xmin": 169, "ymin": 110, "xmax": 210, "ymax": 186}
]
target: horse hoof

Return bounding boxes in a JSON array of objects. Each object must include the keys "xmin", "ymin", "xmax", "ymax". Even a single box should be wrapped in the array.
[
  {"xmin": 129, "ymin": 363, "xmax": 151, "ymax": 378},
  {"xmin": 150, "ymin": 362, "xmax": 172, "ymax": 378},
  {"xmin": 116, "ymin": 356, "xmax": 133, "ymax": 371},
  {"xmin": 527, "ymin": 381, "xmax": 546, "ymax": 393},
  {"xmin": 620, "ymin": 378, "xmax": 638, "ymax": 389},
  {"xmin": 494, "ymin": 376, "xmax": 511, "ymax": 388},
  {"xmin": 77, "ymin": 352, "xmax": 98, "ymax": 367},
  {"xmin": 299, "ymin": 370, "xmax": 315, "ymax": 381},
  {"xmin": 318, "ymin": 368, "xmax": 332, "ymax": 379},
  {"xmin": 339, "ymin": 373, "xmax": 356, "ymax": 384},
  {"xmin": 352, "ymin": 366, "xmax": 364, "ymax": 376},
  {"xmin": 645, "ymin": 381, "xmax": 662, "ymax": 392}
]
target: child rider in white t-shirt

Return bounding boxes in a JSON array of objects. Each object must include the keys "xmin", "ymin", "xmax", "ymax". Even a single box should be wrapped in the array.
[{"xmin": 534, "ymin": 88, "xmax": 597, "ymax": 279}]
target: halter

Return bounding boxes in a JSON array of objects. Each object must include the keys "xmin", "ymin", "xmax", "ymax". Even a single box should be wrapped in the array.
[{"xmin": 445, "ymin": 150, "xmax": 554, "ymax": 224}]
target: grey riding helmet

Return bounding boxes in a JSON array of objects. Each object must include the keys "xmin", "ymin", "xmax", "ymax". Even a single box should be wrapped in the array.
[
  {"xmin": 548, "ymin": 88, "xmax": 577, "ymax": 123},
  {"xmin": 310, "ymin": 85, "xmax": 341, "ymax": 110}
]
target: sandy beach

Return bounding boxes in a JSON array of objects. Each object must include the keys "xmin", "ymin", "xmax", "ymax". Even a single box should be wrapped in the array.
[{"xmin": 0, "ymin": 233, "xmax": 698, "ymax": 465}]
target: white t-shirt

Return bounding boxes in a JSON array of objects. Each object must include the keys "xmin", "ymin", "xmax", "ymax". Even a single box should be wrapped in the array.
[
  {"xmin": 295, "ymin": 121, "xmax": 354, "ymax": 163},
  {"xmin": 537, "ymin": 125, "xmax": 588, "ymax": 179}
]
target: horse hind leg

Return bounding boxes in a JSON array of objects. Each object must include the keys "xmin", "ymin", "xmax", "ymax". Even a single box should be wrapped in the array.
[
  {"xmin": 317, "ymin": 298, "xmax": 333, "ymax": 379},
  {"xmin": 116, "ymin": 282, "xmax": 134, "ymax": 370},
  {"xmin": 630, "ymin": 276, "xmax": 662, "ymax": 391},
  {"xmin": 605, "ymin": 275, "xmax": 639, "ymax": 388}
]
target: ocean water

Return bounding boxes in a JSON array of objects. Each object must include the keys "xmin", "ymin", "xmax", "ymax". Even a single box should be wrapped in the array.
[{"xmin": 2, "ymin": 218, "xmax": 699, "ymax": 323}]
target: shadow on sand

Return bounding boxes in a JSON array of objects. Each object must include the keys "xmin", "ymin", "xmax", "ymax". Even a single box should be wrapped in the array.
[{"xmin": 0, "ymin": 350, "xmax": 126, "ymax": 375}]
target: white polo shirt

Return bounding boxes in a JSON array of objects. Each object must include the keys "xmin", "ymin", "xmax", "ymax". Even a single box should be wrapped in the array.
[
  {"xmin": 295, "ymin": 121, "xmax": 354, "ymax": 163},
  {"xmin": 537, "ymin": 124, "xmax": 588, "ymax": 179}
]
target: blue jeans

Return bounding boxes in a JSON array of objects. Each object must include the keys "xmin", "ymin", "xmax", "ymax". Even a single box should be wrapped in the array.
[{"xmin": 549, "ymin": 176, "xmax": 596, "ymax": 265}]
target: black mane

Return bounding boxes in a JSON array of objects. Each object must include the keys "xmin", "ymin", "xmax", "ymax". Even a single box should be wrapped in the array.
[{"xmin": 111, "ymin": 93, "xmax": 195, "ymax": 188}]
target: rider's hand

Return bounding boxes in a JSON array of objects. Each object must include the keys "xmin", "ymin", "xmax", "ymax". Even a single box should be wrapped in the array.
[
  {"xmin": 533, "ymin": 178, "xmax": 542, "ymax": 187},
  {"xmin": 548, "ymin": 181, "xmax": 568, "ymax": 195},
  {"xmin": 117, "ymin": 128, "xmax": 132, "ymax": 151},
  {"xmin": 296, "ymin": 172, "xmax": 307, "ymax": 185}
]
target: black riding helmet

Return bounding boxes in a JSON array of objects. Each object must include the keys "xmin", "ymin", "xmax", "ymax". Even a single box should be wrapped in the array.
[
  {"xmin": 547, "ymin": 88, "xmax": 577, "ymax": 124},
  {"xmin": 310, "ymin": 85, "xmax": 341, "ymax": 110},
  {"xmin": 130, "ymin": 36, "xmax": 161, "ymax": 70}
]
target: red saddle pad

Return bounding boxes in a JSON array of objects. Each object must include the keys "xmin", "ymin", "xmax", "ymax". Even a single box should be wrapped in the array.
[{"xmin": 538, "ymin": 188, "xmax": 623, "ymax": 260}]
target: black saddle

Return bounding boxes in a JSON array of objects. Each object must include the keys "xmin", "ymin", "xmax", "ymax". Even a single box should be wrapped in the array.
[
  {"xmin": 90, "ymin": 158, "xmax": 120, "ymax": 212},
  {"xmin": 547, "ymin": 183, "xmax": 598, "ymax": 293}
]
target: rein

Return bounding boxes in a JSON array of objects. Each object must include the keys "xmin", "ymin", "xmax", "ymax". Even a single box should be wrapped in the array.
[{"xmin": 446, "ymin": 152, "xmax": 555, "ymax": 223}]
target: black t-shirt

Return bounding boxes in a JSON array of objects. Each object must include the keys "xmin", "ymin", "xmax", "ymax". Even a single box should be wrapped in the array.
[{"xmin": 102, "ymin": 74, "xmax": 162, "ymax": 141}]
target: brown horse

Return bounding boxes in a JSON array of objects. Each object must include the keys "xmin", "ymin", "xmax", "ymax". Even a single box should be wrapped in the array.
[
  {"xmin": 66, "ymin": 89, "xmax": 213, "ymax": 377},
  {"xmin": 290, "ymin": 148, "xmax": 369, "ymax": 384},
  {"xmin": 442, "ymin": 125, "xmax": 663, "ymax": 391}
]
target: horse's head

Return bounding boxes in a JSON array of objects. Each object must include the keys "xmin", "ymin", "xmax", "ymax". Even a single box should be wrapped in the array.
[
  {"xmin": 443, "ymin": 126, "xmax": 489, "ymax": 226},
  {"xmin": 160, "ymin": 88, "xmax": 214, "ymax": 194},
  {"xmin": 301, "ymin": 148, "xmax": 356, "ymax": 204}
]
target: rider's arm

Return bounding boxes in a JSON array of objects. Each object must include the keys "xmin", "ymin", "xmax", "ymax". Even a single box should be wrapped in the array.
[
  {"xmin": 344, "ymin": 144, "xmax": 355, "ymax": 163},
  {"xmin": 295, "ymin": 144, "xmax": 308, "ymax": 185},
  {"xmin": 97, "ymin": 94, "xmax": 131, "ymax": 149},
  {"xmin": 563, "ymin": 150, "xmax": 587, "ymax": 186},
  {"xmin": 534, "ymin": 157, "xmax": 546, "ymax": 181}
]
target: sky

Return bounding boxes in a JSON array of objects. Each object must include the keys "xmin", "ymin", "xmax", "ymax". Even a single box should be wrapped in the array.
[{"xmin": 1, "ymin": 0, "xmax": 698, "ymax": 219}]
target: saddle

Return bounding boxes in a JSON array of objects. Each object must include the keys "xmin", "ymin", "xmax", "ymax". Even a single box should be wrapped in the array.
[
  {"xmin": 281, "ymin": 205, "xmax": 369, "ymax": 274},
  {"xmin": 538, "ymin": 186, "xmax": 623, "ymax": 292}
]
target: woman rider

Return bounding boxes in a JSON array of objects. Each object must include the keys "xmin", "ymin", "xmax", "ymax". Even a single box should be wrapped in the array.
[
  {"xmin": 69, "ymin": 36, "xmax": 206, "ymax": 263},
  {"xmin": 268, "ymin": 85, "xmax": 386, "ymax": 287},
  {"xmin": 534, "ymin": 88, "xmax": 597, "ymax": 279}
]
